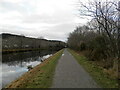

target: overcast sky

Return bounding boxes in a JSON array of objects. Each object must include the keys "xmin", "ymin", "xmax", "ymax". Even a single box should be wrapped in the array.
[{"xmin": 0, "ymin": 0, "xmax": 90, "ymax": 42}]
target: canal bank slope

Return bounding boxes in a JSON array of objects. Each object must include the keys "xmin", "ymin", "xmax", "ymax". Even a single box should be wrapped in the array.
[{"xmin": 5, "ymin": 49, "xmax": 64, "ymax": 88}]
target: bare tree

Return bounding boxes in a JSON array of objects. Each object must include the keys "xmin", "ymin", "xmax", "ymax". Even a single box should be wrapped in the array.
[{"xmin": 78, "ymin": 0, "xmax": 119, "ymax": 71}]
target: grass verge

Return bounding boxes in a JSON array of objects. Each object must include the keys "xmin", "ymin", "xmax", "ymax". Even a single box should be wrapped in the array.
[
  {"xmin": 68, "ymin": 49, "xmax": 118, "ymax": 88},
  {"xmin": 2, "ymin": 48, "xmax": 48, "ymax": 53},
  {"xmin": 6, "ymin": 49, "xmax": 64, "ymax": 88}
]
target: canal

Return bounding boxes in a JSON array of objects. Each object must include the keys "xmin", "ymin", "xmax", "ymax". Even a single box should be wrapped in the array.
[{"xmin": 1, "ymin": 50, "xmax": 58, "ymax": 88}]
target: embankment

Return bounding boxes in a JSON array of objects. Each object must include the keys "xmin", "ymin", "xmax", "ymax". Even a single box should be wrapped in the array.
[
  {"xmin": 68, "ymin": 49, "xmax": 118, "ymax": 88},
  {"xmin": 5, "ymin": 49, "xmax": 64, "ymax": 88}
]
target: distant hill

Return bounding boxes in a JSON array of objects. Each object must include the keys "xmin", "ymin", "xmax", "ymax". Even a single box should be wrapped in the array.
[{"xmin": 2, "ymin": 33, "xmax": 66, "ymax": 52}]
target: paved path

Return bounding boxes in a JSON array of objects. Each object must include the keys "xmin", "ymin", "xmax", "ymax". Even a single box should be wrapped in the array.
[{"xmin": 52, "ymin": 49, "xmax": 99, "ymax": 88}]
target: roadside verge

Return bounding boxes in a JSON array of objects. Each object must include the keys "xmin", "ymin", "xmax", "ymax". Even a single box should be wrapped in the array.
[{"xmin": 68, "ymin": 49, "xmax": 118, "ymax": 88}]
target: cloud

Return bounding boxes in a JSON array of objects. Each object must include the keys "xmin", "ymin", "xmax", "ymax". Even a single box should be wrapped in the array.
[{"xmin": 0, "ymin": 0, "xmax": 89, "ymax": 41}]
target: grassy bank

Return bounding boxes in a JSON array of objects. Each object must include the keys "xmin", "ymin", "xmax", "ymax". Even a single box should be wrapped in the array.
[
  {"xmin": 68, "ymin": 49, "xmax": 118, "ymax": 88},
  {"xmin": 2, "ymin": 48, "xmax": 47, "ymax": 53},
  {"xmin": 2, "ymin": 48, "xmax": 62, "ymax": 54},
  {"xmin": 6, "ymin": 49, "xmax": 64, "ymax": 88}
]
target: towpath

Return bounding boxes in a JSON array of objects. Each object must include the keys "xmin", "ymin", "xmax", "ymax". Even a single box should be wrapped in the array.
[{"xmin": 52, "ymin": 49, "xmax": 99, "ymax": 88}]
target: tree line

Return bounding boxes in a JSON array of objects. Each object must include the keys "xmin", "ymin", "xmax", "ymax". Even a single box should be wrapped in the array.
[{"xmin": 68, "ymin": 0, "xmax": 119, "ymax": 72}]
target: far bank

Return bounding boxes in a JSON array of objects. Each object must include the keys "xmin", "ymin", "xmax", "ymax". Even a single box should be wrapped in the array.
[{"xmin": 1, "ymin": 33, "xmax": 66, "ymax": 53}]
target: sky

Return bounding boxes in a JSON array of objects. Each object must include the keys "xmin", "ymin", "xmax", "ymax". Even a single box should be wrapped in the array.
[{"xmin": 0, "ymin": 0, "xmax": 90, "ymax": 42}]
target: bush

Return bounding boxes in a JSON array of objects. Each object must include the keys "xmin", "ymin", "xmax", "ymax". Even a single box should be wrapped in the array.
[
  {"xmin": 79, "ymin": 42, "xmax": 86, "ymax": 51},
  {"xmin": 87, "ymin": 35, "xmax": 109, "ymax": 61}
]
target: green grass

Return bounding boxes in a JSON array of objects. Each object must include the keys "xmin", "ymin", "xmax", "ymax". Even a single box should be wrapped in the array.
[
  {"xmin": 2, "ymin": 48, "xmax": 46, "ymax": 53},
  {"xmin": 25, "ymin": 49, "xmax": 64, "ymax": 88},
  {"xmin": 7, "ymin": 49, "xmax": 64, "ymax": 88},
  {"xmin": 68, "ymin": 49, "xmax": 118, "ymax": 88}
]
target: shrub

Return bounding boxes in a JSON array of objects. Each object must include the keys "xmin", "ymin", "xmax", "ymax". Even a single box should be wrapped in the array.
[
  {"xmin": 87, "ymin": 35, "xmax": 109, "ymax": 61},
  {"xmin": 79, "ymin": 42, "xmax": 86, "ymax": 51}
]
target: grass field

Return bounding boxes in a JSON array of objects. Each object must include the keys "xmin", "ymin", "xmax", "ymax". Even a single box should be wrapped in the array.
[
  {"xmin": 6, "ymin": 49, "xmax": 64, "ymax": 88},
  {"xmin": 68, "ymin": 49, "xmax": 118, "ymax": 88}
]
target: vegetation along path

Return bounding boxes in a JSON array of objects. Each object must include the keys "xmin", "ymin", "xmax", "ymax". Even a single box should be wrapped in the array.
[{"xmin": 52, "ymin": 49, "xmax": 99, "ymax": 88}]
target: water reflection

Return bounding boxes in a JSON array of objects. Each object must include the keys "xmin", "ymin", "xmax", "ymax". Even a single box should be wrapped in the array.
[{"xmin": 2, "ymin": 50, "xmax": 57, "ymax": 88}]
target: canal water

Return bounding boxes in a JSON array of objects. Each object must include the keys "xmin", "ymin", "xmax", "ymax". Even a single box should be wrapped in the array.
[{"xmin": 1, "ymin": 50, "xmax": 57, "ymax": 88}]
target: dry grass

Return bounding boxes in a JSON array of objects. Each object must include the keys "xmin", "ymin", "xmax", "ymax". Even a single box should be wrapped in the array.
[
  {"xmin": 68, "ymin": 49, "xmax": 118, "ymax": 88},
  {"xmin": 6, "ymin": 49, "xmax": 64, "ymax": 88}
]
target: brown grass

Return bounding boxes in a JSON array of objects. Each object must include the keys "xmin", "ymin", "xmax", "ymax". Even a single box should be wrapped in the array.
[{"xmin": 6, "ymin": 49, "xmax": 63, "ymax": 88}]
